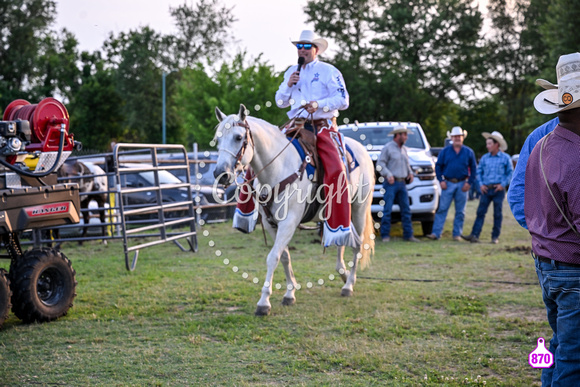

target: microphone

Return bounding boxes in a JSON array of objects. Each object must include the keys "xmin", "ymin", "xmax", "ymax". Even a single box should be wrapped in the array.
[{"xmin": 294, "ymin": 57, "xmax": 305, "ymax": 86}]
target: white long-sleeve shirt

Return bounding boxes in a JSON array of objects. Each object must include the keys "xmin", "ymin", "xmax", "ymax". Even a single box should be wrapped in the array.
[{"xmin": 275, "ymin": 59, "xmax": 349, "ymax": 120}]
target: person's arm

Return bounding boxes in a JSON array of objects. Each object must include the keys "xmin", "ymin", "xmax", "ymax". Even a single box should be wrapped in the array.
[
  {"xmin": 376, "ymin": 145, "xmax": 393, "ymax": 179},
  {"xmin": 475, "ymin": 156, "xmax": 483, "ymax": 186},
  {"xmin": 435, "ymin": 148, "xmax": 445, "ymax": 182},
  {"xmin": 274, "ymin": 67, "xmax": 295, "ymax": 109},
  {"xmin": 507, "ymin": 117, "xmax": 559, "ymax": 229},
  {"xmin": 501, "ymin": 153, "xmax": 513, "ymax": 189},
  {"xmin": 316, "ymin": 66, "xmax": 349, "ymax": 112},
  {"xmin": 466, "ymin": 149, "xmax": 477, "ymax": 186}
]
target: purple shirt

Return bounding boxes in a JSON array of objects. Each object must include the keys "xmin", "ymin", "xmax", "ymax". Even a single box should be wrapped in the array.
[{"xmin": 524, "ymin": 125, "xmax": 580, "ymax": 263}]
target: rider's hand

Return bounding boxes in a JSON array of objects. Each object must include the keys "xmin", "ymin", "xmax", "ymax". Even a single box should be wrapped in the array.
[
  {"xmin": 440, "ymin": 181, "xmax": 447, "ymax": 190},
  {"xmin": 287, "ymin": 72, "xmax": 300, "ymax": 87},
  {"xmin": 305, "ymin": 101, "xmax": 318, "ymax": 114},
  {"xmin": 461, "ymin": 182, "xmax": 470, "ymax": 192},
  {"xmin": 387, "ymin": 176, "xmax": 395, "ymax": 185}
]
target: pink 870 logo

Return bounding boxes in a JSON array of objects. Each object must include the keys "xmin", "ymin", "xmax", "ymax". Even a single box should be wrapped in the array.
[{"xmin": 529, "ymin": 337, "xmax": 554, "ymax": 369}]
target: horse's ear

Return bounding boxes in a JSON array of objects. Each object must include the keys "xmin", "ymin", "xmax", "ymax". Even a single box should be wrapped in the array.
[
  {"xmin": 238, "ymin": 104, "xmax": 248, "ymax": 122},
  {"xmin": 215, "ymin": 107, "xmax": 227, "ymax": 122}
]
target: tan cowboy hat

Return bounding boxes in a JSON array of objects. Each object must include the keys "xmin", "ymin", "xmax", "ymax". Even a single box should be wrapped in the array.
[
  {"xmin": 390, "ymin": 125, "xmax": 410, "ymax": 135},
  {"xmin": 447, "ymin": 126, "xmax": 467, "ymax": 138},
  {"xmin": 291, "ymin": 30, "xmax": 328, "ymax": 55},
  {"xmin": 534, "ymin": 52, "xmax": 580, "ymax": 114},
  {"xmin": 482, "ymin": 131, "xmax": 508, "ymax": 151}
]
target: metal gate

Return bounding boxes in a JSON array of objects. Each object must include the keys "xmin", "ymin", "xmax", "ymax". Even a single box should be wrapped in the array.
[{"xmin": 28, "ymin": 143, "xmax": 199, "ymax": 271}]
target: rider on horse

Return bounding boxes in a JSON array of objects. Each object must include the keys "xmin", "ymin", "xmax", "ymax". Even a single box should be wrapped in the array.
[{"xmin": 233, "ymin": 30, "xmax": 358, "ymax": 248}]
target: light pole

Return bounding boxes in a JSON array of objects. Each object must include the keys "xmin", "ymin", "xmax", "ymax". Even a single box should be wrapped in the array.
[{"xmin": 162, "ymin": 69, "xmax": 177, "ymax": 144}]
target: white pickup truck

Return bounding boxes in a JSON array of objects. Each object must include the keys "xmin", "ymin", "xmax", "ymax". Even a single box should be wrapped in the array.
[{"xmin": 338, "ymin": 121, "xmax": 440, "ymax": 235}]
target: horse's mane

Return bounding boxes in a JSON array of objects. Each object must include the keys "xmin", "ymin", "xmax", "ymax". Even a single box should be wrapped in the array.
[{"xmin": 214, "ymin": 114, "xmax": 286, "ymax": 143}]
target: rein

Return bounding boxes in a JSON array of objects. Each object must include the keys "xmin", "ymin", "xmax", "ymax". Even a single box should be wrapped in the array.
[
  {"xmin": 222, "ymin": 111, "xmax": 317, "ymax": 228},
  {"xmin": 228, "ymin": 112, "xmax": 312, "ymax": 187}
]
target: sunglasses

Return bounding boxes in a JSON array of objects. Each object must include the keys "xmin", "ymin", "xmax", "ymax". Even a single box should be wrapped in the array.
[{"xmin": 296, "ymin": 43, "xmax": 314, "ymax": 50}]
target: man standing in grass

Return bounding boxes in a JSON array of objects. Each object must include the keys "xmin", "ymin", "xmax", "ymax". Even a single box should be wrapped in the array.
[
  {"xmin": 426, "ymin": 126, "xmax": 477, "ymax": 241},
  {"xmin": 524, "ymin": 52, "xmax": 580, "ymax": 386},
  {"xmin": 461, "ymin": 131, "xmax": 513, "ymax": 244},
  {"xmin": 376, "ymin": 125, "xmax": 420, "ymax": 243}
]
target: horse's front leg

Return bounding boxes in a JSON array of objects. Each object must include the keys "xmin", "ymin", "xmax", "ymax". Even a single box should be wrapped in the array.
[
  {"xmin": 97, "ymin": 197, "xmax": 108, "ymax": 245},
  {"xmin": 256, "ymin": 217, "xmax": 300, "ymax": 316},
  {"xmin": 280, "ymin": 246, "xmax": 297, "ymax": 306},
  {"xmin": 341, "ymin": 246, "xmax": 360, "ymax": 297},
  {"xmin": 336, "ymin": 246, "xmax": 348, "ymax": 283}
]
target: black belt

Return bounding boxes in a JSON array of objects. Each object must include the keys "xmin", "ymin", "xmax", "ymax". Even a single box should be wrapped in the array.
[
  {"xmin": 534, "ymin": 253, "xmax": 580, "ymax": 268},
  {"xmin": 447, "ymin": 178, "xmax": 466, "ymax": 183},
  {"xmin": 486, "ymin": 184, "xmax": 500, "ymax": 189},
  {"xmin": 394, "ymin": 178, "xmax": 406, "ymax": 182}
]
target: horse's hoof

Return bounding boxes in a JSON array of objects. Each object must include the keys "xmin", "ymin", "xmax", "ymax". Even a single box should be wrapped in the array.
[
  {"xmin": 341, "ymin": 288, "xmax": 354, "ymax": 297},
  {"xmin": 255, "ymin": 306, "xmax": 271, "ymax": 316},
  {"xmin": 281, "ymin": 297, "xmax": 295, "ymax": 306}
]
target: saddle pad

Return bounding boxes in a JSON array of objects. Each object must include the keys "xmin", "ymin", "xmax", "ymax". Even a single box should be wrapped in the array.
[{"xmin": 289, "ymin": 138, "xmax": 359, "ymax": 180}]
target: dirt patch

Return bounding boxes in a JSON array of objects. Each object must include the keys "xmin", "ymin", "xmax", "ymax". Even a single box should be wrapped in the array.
[
  {"xmin": 488, "ymin": 305, "xmax": 546, "ymax": 323},
  {"xmin": 505, "ymin": 245, "xmax": 532, "ymax": 255}
]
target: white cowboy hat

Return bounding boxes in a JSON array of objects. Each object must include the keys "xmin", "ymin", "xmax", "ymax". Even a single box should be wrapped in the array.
[
  {"xmin": 534, "ymin": 52, "xmax": 580, "ymax": 114},
  {"xmin": 482, "ymin": 131, "xmax": 508, "ymax": 151},
  {"xmin": 390, "ymin": 125, "xmax": 410, "ymax": 135},
  {"xmin": 291, "ymin": 30, "xmax": 328, "ymax": 55},
  {"xmin": 447, "ymin": 126, "xmax": 467, "ymax": 138}
]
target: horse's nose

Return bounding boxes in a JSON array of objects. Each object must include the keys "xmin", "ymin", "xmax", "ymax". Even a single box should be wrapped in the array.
[{"xmin": 214, "ymin": 167, "xmax": 233, "ymax": 186}]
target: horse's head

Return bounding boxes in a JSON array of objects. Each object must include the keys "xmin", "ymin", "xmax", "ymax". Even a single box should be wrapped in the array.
[
  {"xmin": 57, "ymin": 160, "xmax": 93, "ymax": 193},
  {"xmin": 213, "ymin": 104, "xmax": 254, "ymax": 186}
]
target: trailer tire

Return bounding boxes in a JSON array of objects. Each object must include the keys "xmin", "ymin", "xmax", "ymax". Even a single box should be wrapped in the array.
[
  {"xmin": 10, "ymin": 248, "xmax": 77, "ymax": 323},
  {"xmin": 0, "ymin": 268, "xmax": 11, "ymax": 328}
]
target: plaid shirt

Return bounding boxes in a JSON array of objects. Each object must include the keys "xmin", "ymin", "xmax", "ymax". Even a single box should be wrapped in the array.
[{"xmin": 476, "ymin": 151, "xmax": 513, "ymax": 188}]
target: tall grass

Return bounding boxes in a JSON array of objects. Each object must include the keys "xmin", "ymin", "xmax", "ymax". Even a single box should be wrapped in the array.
[{"xmin": 0, "ymin": 200, "xmax": 545, "ymax": 386}]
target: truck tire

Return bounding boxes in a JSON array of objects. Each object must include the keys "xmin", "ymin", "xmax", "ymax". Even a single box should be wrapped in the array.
[
  {"xmin": 421, "ymin": 220, "xmax": 434, "ymax": 236},
  {"xmin": 10, "ymin": 248, "xmax": 77, "ymax": 323},
  {"xmin": 0, "ymin": 268, "xmax": 10, "ymax": 328}
]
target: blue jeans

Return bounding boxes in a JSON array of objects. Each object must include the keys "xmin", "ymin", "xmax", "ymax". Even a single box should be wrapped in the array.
[
  {"xmin": 431, "ymin": 181, "xmax": 467, "ymax": 238},
  {"xmin": 470, "ymin": 188, "xmax": 505, "ymax": 239},
  {"xmin": 535, "ymin": 256, "xmax": 580, "ymax": 386},
  {"xmin": 380, "ymin": 180, "xmax": 413, "ymax": 239}
]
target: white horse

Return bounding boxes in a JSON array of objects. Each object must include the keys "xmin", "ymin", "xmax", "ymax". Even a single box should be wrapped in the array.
[{"xmin": 214, "ymin": 105, "xmax": 375, "ymax": 316}]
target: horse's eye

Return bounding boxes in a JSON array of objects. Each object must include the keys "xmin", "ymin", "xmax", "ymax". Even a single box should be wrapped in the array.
[{"xmin": 235, "ymin": 134, "xmax": 243, "ymax": 141}]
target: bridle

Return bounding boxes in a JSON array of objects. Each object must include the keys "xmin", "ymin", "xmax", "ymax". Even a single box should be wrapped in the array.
[
  {"xmin": 217, "ymin": 119, "xmax": 255, "ymax": 166},
  {"xmin": 218, "ymin": 116, "xmax": 308, "ymax": 186}
]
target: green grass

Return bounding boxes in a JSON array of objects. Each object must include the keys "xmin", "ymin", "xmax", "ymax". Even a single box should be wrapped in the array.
[{"xmin": 0, "ymin": 200, "xmax": 546, "ymax": 386}]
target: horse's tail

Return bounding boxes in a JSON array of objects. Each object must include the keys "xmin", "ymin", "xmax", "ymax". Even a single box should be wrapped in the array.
[{"xmin": 358, "ymin": 202, "xmax": 374, "ymax": 270}]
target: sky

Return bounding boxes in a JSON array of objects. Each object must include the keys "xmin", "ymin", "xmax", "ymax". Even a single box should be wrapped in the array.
[{"xmin": 55, "ymin": 0, "xmax": 315, "ymax": 72}]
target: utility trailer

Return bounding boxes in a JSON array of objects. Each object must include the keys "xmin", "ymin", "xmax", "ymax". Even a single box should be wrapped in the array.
[{"xmin": 0, "ymin": 98, "xmax": 81, "ymax": 328}]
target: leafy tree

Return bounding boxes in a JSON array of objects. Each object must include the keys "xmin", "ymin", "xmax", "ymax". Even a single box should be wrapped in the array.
[
  {"xmin": 33, "ymin": 28, "xmax": 82, "ymax": 104},
  {"xmin": 68, "ymin": 52, "xmax": 124, "ymax": 152},
  {"xmin": 168, "ymin": 0, "xmax": 237, "ymax": 68},
  {"xmin": 0, "ymin": 0, "xmax": 57, "ymax": 107},
  {"xmin": 305, "ymin": 0, "xmax": 483, "ymax": 146},
  {"xmin": 102, "ymin": 27, "xmax": 165, "ymax": 144},
  {"xmin": 174, "ymin": 53, "xmax": 285, "ymax": 149}
]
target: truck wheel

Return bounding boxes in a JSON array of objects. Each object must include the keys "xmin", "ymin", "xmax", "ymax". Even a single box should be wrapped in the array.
[
  {"xmin": 0, "ymin": 269, "xmax": 11, "ymax": 328},
  {"xmin": 10, "ymin": 248, "xmax": 77, "ymax": 323},
  {"xmin": 421, "ymin": 221, "xmax": 434, "ymax": 236}
]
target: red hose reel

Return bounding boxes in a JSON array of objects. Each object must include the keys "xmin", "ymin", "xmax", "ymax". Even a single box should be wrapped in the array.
[{"xmin": 2, "ymin": 98, "xmax": 75, "ymax": 152}]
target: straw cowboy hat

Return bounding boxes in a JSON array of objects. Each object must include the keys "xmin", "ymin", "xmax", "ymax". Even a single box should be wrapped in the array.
[
  {"xmin": 534, "ymin": 52, "xmax": 580, "ymax": 114},
  {"xmin": 390, "ymin": 125, "xmax": 410, "ymax": 135},
  {"xmin": 291, "ymin": 30, "xmax": 328, "ymax": 55},
  {"xmin": 482, "ymin": 131, "xmax": 508, "ymax": 152},
  {"xmin": 447, "ymin": 126, "xmax": 467, "ymax": 138}
]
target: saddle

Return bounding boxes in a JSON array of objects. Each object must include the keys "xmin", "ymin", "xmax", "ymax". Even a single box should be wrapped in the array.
[{"xmin": 282, "ymin": 117, "xmax": 356, "ymax": 184}]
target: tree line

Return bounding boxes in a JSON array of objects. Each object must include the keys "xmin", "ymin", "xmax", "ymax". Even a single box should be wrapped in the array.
[{"xmin": 1, "ymin": 0, "xmax": 578, "ymax": 156}]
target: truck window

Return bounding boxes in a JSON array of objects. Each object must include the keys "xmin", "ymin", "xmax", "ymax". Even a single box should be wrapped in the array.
[{"xmin": 340, "ymin": 126, "xmax": 425, "ymax": 149}]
